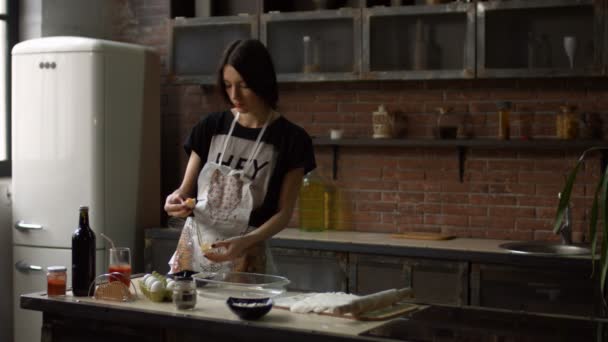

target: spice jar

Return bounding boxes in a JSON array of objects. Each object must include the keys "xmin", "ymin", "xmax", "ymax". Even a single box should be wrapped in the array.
[
  {"xmin": 497, "ymin": 101, "xmax": 512, "ymax": 140},
  {"xmin": 173, "ymin": 277, "xmax": 197, "ymax": 310},
  {"xmin": 559, "ymin": 105, "xmax": 578, "ymax": 140},
  {"xmin": 47, "ymin": 266, "xmax": 67, "ymax": 296},
  {"xmin": 372, "ymin": 104, "xmax": 394, "ymax": 139}
]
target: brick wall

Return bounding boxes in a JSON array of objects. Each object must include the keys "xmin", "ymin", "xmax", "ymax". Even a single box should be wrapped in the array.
[{"xmin": 116, "ymin": 0, "xmax": 608, "ymax": 242}]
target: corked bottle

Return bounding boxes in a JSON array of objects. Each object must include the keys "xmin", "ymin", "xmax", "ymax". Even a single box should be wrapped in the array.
[{"xmin": 72, "ymin": 206, "xmax": 96, "ymax": 296}]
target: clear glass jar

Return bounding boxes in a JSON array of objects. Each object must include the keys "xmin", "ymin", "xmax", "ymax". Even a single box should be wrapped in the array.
[
  {"xmin": 559, "ymin": 105, "xmax": 578, "ymax": 140},
  {"xmin": 47, "ymin": 266, "xmax": 67, "ymax": 296},
  {"xmin": 173, "ymin": 277, "xmax": 197, "ymax": 310},
  {"xmin": 299, "ymin": 171, "xmax": 331, "ymax": 232},
  {"xmin": 302, "ymin": 35, "xmax": 320, "ymax": 73}
]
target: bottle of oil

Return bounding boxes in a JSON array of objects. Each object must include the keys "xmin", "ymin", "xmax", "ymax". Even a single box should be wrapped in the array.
[{"xmin": 299, "ymin": 171, "xmax": 330, "ymax": 232}]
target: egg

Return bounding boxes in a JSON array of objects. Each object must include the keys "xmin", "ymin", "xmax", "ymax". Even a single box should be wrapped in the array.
[
  {"xmin": 166, "ymin": 280, "xmax": 176, "ymax": 291},
  {"xmin": 150, "ymin": 280, "xmax": 164, "ymax": 293},
  {"xmin": 144, "ymin": 276, "xmax": 157, "ymax": 289},
  {"xmin": 142, "ymin": 274, "xmax": 151, "ymax": 283}
]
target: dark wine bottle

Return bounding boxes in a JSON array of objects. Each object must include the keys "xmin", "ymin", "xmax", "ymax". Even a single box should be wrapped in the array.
[{"xmin": 72, "ymin": 206, "xmax": 96, "ymax": 296}]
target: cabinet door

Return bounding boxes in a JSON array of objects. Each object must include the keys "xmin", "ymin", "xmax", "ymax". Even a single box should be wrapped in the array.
[
  {"xmin": 271, "ymin": 247, "xmax": 348, "ymax": 292},
  {"xmin": 169, "ymin": 15, "xmax": 258, "ymax": 84},
  {"xmin": 477, "ymin": 0, "xmax": 603, "ymax": 78},
  {"xmin": 261, "ymin": 8, "xmax": 362, "ymax": 82},
  {"xmin": 143, "ymin": 231, "xmax": 180, "ymax": 274},
  {"xmin": 349, "ymin": 253, "xmax": 469, "ymax": 305},
  {"xmin": 470, "ymin": 263, "xmax": 600, "ymax": 317},
  {"xmin": 362, "ymin": 3, "xmax": 476, "ymax": 80}
]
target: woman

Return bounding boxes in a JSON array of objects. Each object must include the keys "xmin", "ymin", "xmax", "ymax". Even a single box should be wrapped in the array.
[{"xmin": 165, "ymin": 39, "xmax": 316, "ymax": 274}]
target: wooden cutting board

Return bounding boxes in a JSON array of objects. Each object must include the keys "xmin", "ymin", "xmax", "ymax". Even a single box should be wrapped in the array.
[
  {"xmin": 391, "ymin": 232, "xmax": 455, "ymax": 240},
  {"xmin": 274, "ymin": 301, "xmax": 419, "ymax": 321}
]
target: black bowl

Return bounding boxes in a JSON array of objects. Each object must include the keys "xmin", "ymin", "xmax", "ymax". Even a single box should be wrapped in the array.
[{"xmin": 226, "ymin": 297, "xmax": 273, "ymax": 320}]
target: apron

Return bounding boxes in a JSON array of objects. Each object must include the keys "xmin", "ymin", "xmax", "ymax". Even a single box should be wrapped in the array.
[{"xmin": 169, "ymin": 112, "xmax": 275, "ymax": 274}]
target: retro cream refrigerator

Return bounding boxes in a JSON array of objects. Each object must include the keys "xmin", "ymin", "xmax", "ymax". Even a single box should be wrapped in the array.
[{"xmin": 11, "ymin": 37, "xmax": 160, "ymax": 342}]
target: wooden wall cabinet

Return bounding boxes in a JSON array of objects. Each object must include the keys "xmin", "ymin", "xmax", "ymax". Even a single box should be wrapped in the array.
[
  {"xmin": 169, "ymin": 15, "xmax": 258, "ymax": 84},
  {"xmin": 168, "ymin": 0, "xmax": 607, "ymax": 83},
  {"xmin": 261, "ymin": 9, "xmax": 362, "ymax": 82},
  {"xmin": 362, "ymin": 2, "xmax": 476, "ymax": 80},
  {"xmin": 477, "ymin": 0, "xmax": 603, "ymax": 78}
]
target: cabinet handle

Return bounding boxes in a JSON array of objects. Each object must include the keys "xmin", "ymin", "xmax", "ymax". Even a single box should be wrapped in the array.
[
  {"xmin": 15, "ymin": 221, "xmax": 43, "ymax": 230},
  {"xmin": 15, "ymin": 260, "xmax": 43, "ymax": 272}
]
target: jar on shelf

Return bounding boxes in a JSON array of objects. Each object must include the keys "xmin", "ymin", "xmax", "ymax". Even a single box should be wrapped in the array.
[
  {"xmin": 435, "ymin": 107, "xmax": 458, "ymax": 139},
  {"xmin": 497, "ymin": 101, "xmax": 512, "ymax": 140},
  {"xmin": 558, "ymin": 105, "xmax": 578, "ymax": 140},
  {"xmin": 372, "ymin": 104, "xmax": 394, "ymax": 139},
  {"xmin": 299, "ymin": 171, "xmax": 331, "ymax": 232},
  {"xmin": 302, "ymin": 35, "xmax": 320, "ymax": 73},
  {"xmin": 47, "ymin": 266, "xmax": 67, "ymax": 296}
]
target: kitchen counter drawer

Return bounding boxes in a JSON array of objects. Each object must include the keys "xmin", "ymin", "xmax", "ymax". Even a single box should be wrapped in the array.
[
  {"xmin": 470, "ymin": 262, "xmax": 600, "ymax": 317},
  {"xmin": 349, "ymin": 253, "xmax": 469, "ymax": 305}
]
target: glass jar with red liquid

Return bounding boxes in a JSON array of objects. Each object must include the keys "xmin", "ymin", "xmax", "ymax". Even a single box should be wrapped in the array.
[
  {"xmin": 47, "ymin": 266, "xmax": 67, "ymax": 296},
  {"xmin": 108, "ymin": 247, "xmax": 132, "ymax": 287}
]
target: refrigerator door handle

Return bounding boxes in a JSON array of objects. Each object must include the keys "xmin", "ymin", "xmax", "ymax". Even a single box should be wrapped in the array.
[
  {"xmin": 15, "ymin": 221, "xmax": 43, "ymax": 230},
  {"xmin": 15, "ymin": 260, "xmax": 43, "ymax": 272}
]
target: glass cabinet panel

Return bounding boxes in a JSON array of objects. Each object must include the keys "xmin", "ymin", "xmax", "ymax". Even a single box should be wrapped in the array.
[
  {"xmin": 363, "ymin": 3, "xmax": 475, "ymax": 80},
  {"xmin": 169, "ymin": 16, "xmax": 258, "ymax": 84},
  {"xmin": 477, "ymin": 0, "xmax": 603, "ymax": 78},
  {"xmin": 261, "ymin": 9, "xmax": 362, "ymax": 82}
]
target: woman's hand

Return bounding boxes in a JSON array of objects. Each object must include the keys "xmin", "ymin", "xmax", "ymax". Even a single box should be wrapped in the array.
[
  {"xmin": 164, "ymin": 191, "xmax": 193, "ymax": 218},
  {"xmin": 204, "ymin": 235, "xmax": 255, "ymax": 263}
]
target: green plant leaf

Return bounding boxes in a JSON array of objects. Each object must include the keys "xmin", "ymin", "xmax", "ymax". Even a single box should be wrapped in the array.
[
  {"xmin": 600, "ymin": 166, "xmax": 608, "ymax": 297},
  {"xmin": 588, "ymin": 177, "xmax": 602, "ymax": 277}
]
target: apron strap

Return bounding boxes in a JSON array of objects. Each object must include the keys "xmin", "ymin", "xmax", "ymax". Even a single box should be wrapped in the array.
[
  {"xmin": 218, "ymin": 111, "xmax": 241, "ymax": 164},
  {"xmin": 243, "ymin": 117, "xmax": 270, "ymax": 172},
  {"xmin": 219, "ymin": 110, "xmax": 274, "ymax": 173}
]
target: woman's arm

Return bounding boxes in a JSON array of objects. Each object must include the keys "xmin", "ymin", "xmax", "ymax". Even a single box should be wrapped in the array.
[
  {"xmin": 164, "ymin": 151, "xmax": 202, "ymax": 218},
  {"xmin": 205, "ymin": 167, "xmax": 305, "ymax": 261}
]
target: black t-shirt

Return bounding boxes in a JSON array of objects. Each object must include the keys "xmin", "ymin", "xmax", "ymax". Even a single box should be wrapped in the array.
[{"xmin": 184, "ymin": 110, "xmax": 316, "ymax": 227}]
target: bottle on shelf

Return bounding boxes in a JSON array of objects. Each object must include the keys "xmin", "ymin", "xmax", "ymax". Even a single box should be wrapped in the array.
[
  {"xmin": 497, "ymin": 101, "xmax": 512, "ymax": 140},
  {"xmin": 72, "ymin": 205, "xmax": 96, "ymax": 296},
  {"xmin": 302, "ymin": 35, "xmax": 320, "ymax": 73},
  {"xmin": 413, "ymin": 19, "xmax": 428, "ymax": 71},
  {"xmin": 558, "ymin": 105, "xmax": 578, "ymax": 140},
  {"xmin": 299, "ymin": 171, "xmax": 332, "ymax": 232}
]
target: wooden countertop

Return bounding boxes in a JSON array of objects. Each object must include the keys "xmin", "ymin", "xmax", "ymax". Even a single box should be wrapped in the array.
[
  {"xmin": 145, "ymin": 227, "xmax": 593, "ymax": 268},
  {"xmin": 21, "ymin": 288, "xmax": 390, "ymax": 341}
]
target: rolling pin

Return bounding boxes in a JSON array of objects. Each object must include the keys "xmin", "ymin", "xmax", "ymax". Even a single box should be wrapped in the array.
[{"xmin": 331, "ymin": 288, "xmax": 412, "ymax": 316}]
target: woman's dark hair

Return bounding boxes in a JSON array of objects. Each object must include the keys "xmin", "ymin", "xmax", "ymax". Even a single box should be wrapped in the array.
[{"xmin": 216, "ymin": 39, "xmax": 278, "ymax": 109}]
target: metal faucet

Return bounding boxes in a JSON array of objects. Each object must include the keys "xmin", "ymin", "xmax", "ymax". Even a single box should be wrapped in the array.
[{"xmin": 557, "ymin": 192, "xmax": 573, "ymax": 245}]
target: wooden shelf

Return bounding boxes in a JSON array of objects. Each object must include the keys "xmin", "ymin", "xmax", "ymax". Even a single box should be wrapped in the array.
[{"xmin": 313, "ymin": 138, "xmax": 608, "ymax": 181}]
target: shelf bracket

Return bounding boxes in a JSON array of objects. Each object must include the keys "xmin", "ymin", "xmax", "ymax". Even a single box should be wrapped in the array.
[
  {"xmin": 332, "ymin": 145, "xmax": 339, "ymax": 180},
  {"xmin": 458, "ymin": 146, "xmax": 466, "ymax": 183}
]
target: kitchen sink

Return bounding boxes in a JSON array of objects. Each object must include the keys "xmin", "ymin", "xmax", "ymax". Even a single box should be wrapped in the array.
[{"xmin": 499, "ymin": 241, "xmax": 591, "ymax": 256}]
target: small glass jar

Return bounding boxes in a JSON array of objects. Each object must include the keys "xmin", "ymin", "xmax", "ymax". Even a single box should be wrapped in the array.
[
  {"xmin": 173, "ymin": 277, "xmax": 197, "ymax": 310},
  {"xmin": 497, "ymin": 101, "xmax": 512, "ymax": 140},
  {"xmin": 47, "ymin": 266, "xmax": 67, "ymax": 296},
  {"xmin": 559, "ymin": 105, "xmax": 578, "ymax": 140}
]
